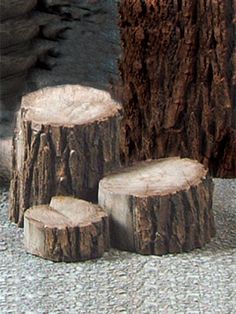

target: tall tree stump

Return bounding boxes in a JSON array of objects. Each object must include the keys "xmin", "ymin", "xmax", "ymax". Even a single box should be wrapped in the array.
[
  {"xmin": 99, "ymin": 157, "xmax": 216, "ymax": 255},
  {"xmin": 9, "ymin": 85, "xmax": 122, "ymax": 227},
  {"xmin": 24, "ymin": 196, "xmax": 110, "ymax": 262},
  {"xmin": 119, "ymin": 0, "xmax": 236, "ymax": 178}
]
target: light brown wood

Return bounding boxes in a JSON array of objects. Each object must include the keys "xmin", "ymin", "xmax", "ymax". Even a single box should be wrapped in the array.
[
  {"xmin": 9, "ymin": 85, "xmax": 122, "ymax": 227},
  {"xmin": 24, "ymin": 196, "xmax": 110, "ymax": 262},
  {"xmin": 99, "ymin": 157, "xmax": 216, "ymax": 255}
]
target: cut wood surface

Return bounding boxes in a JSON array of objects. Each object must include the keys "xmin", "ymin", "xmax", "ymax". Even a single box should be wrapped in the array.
[
  {"xmin": 9, "ymin": 85, "xmax": 122, "ymax": 227},
  {"xmin": 99, "ymin": 157, "xmax": 216, "ymax": 255},
  {"xmin": 24, "ymin": 196, "xmax": 110, "ymax": 262}
]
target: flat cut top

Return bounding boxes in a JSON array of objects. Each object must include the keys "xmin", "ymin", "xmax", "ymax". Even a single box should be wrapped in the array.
[
  {"xmin": 50, "ymin": 196, "xmax": 107, "ymax": 225},
  {"xmin": 25, "ymin": 197, "xmax": 107, "ymax": 228},
  {"xmin": 99, "ymin": 157, "xmax": 208, "ymax": 197},
  {"xmin": 22, "ymin": 85, "xmax": 122, "ymax": 126}
]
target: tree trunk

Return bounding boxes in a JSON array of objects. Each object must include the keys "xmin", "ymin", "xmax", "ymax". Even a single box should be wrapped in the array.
[
  {"xmin": 9, "ymin": 85, "xmax": 122, "ymax": 227},
  {"xmin": 99, "ymin": 157, "xmax": 215, "ymax": 255},
  {"xmin": 119, "ymin": 0, "xmax": 236, "ymax": 178},
  {"xmin": 24, "ymin": 196, "xmax": 110, "ymax": 262}
]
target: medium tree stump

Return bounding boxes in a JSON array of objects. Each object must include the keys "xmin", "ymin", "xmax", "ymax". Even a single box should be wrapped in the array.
[
  {"xmin": 24, "ymin": 196, "xmax": 110, "ymax": 262},
  {"xmin": 9, "ymin": 85, "xmax": 122, "ymax": 227},
  {"xmin": 99, "ymin": 157, "xmax": 216, "ymax": 255}
]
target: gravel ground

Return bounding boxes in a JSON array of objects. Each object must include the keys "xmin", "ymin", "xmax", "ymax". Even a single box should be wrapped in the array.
[{"xmin": 0, "ymin": 179, "xmax": 235, "ymax": 313}]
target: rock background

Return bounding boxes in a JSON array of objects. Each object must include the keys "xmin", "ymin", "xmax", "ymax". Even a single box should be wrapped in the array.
[
  {"xmin": 0, "ymin": 0, "xmax": 120, "ymax": 184},
  {"xmin": 1, "ymin": 0, "xmax": 120, "ymax": 136}
]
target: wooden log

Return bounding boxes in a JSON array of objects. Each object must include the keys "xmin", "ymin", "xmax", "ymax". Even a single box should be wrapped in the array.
[
  {"xmin": 9, "ymin": 85, "xmax": 122, "ymax": 227},
  {"xmin": 24, "ymin": 196, "xmax": 110, "ymax": 261},
  {"xmin": 119, "ymin": 0, "xmax": 236, "ymax": 178},
  {"xmin": 99, "ymin": 157, "xmax": 216, "ymax": 255}
]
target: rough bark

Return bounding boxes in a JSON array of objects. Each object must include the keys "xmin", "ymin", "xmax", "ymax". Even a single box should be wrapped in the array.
[
  {"xmin": 119, "ymin": 0, "xmax": 236, "ymax": 178},
  {"xmin": 9, "ymin": 85, "xmax": 122, "ymax": 227},
  {"xmin": 24, "ymin": 196, "xmax": 110, "ymax": 262},
  {"xmin": 99, "ymin": 157, "xmax": 216, "ymax": 255}
]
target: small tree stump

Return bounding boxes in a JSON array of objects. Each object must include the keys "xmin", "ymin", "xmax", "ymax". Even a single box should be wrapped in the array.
[
  {"xmin": 9, "ymin": 85, "xmax": 122, "ymax": 227},
  {"xmin": 24, "ymin": 196, "xmax": 110, "ymax": 262},
  {"xmin": 99, "ymin": 157, "xmax": 216, "ymax": 255}
]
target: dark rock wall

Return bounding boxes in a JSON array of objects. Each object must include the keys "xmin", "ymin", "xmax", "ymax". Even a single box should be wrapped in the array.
[
  {"xmin": 25, "ymin": 0, "xmax": 120, "ymax": 95},
  {"xmin": 0, "ymin": 0, "xmax": 72, "ymax": 138},
  {"xmin": 0, "ymin": 0, "xmax": 120, "ymax": 137},
  {"xmin": 0, "ymin": 0, "xmax": 37, "ymax": 137},
  {"xmin": 0, "ymin": 0, "xmax": 120, "ymax": 185}
]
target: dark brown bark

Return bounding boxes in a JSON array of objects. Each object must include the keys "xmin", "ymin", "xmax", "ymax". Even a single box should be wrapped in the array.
[
  {"xmin": 119, "ymin": 0, "xmax": 236, "ymax": 178},
  {"xmin": 99, "ymin": 157, "xmax": 216, "ymax": 255},
  {"xmin": 24, "ymin": 196, "xmax": 110, "ymax": 262},
  {"xmin": 9, "ymin": 85, "xmax": 122, "ymax": 227}
]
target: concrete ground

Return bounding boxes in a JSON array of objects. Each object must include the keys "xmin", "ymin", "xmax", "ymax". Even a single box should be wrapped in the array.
[{"xmin": 0, "ymin": 179, "xmax": 235, "ymax": 313}]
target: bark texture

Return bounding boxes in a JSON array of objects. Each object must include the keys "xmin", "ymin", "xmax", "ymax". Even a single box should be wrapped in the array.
[
  {"xmin": 119, "ymin": 0, "xmax": 236, "ymax": 178},
  {"xmin": 9, "ymin": 85, "xmax": 122, "ymax": 227},
  {"xmin": 99, "ymin": 157, "xmax": 216, "ymax": 255},
  {"xmin": 24, "ymin": 196, "xmax": 109, "ymax": 262}
]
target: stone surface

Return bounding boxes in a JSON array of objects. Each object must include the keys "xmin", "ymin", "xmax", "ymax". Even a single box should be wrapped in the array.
[
  {"xmin": 25, "ymin": 0, "xmax": 120, "ymax": 96},
  {"xmin": 0, "ymin": 179, "xmax": 235, "ymax": 313}
]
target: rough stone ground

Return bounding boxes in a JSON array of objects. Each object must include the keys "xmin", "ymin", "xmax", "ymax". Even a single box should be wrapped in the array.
[{"xmin": 0, "ymin": 179, "xmax": 235, "ymax": 313}]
